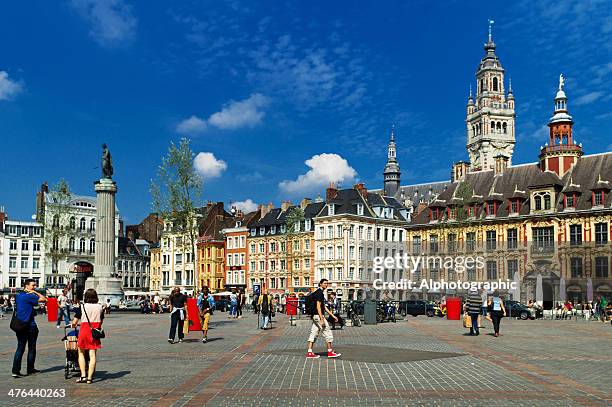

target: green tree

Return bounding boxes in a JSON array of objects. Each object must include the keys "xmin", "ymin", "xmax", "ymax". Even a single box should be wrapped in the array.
[
  {"xmin": 42, "ymin": 179, "xmax": 73, "ymax": 288},
  {"xmin": 150, "ymin": 138, "xmax": 202, "ymax": 290},
  {"xmin": 283, "ymin": 206, "xmax": 305, "ymax": 292}
]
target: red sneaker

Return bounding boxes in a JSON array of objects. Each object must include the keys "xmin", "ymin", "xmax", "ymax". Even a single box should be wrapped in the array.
[
  {"xmin": 327, "ymin": 351, "xmax": 341, "ymax": 358},
  {"xmin": 306, "ymin": 352, "xmax": 320, "ymax": 359}
]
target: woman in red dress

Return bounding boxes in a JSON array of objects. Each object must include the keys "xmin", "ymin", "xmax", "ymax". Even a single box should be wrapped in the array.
[{"xmin": 71, "ymin": 288, "xmax": 104, "ymax": 383}]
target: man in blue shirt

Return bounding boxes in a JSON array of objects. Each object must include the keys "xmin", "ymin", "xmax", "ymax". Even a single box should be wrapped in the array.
[{"xmin": 12, "ymin": 279, "xmax": 47, "ymax": 377}]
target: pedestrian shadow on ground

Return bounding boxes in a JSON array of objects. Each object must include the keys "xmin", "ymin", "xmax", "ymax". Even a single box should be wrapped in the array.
[
  {"xmin": 39, "ymin": 365, "xmax": 66, "ymax": 373},
  {"xmin": 94, "ymin": 370, "xmax": 130, "ymax": 382},
  {"xmin": 183, "ymin": 337, "xmax": 224, "ymax": 343}
]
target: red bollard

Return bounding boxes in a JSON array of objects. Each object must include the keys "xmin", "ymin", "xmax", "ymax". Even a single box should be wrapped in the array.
[
  {"xmin": 446, "ymin": 297, "xmax": 462, "ymax": 320},
  {"xmin": 186, "ymin": 298, "xmax": 201, "ymax": 331},
  {"xmin": 47, "ymin": 297, "xmax": 58, "ymax": 323}
]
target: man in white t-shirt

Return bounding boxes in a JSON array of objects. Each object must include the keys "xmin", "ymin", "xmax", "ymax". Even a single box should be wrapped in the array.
[
  {"xmin": 56, "ymin": 289, "xmax": 71, "ymax": 328},
  {"xmin": 153, "ymin": 294, "xmax": 161, "ymax": 314}
]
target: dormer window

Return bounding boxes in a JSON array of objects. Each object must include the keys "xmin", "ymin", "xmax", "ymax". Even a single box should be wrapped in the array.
[
  {"xmin": 565, "ymin": 193, "xmax": 576, "ymax": 208},
  {"xmin": 447, "ymin": 207, "xmax": 457, "ymax": 220},
  {"xmin": 271, "ymin": 225, "xmax": 277, "ymax": 234},
  {"xmin": 486, "ymin": 202, "xmax": 496, "ymax": 216},
  {"xmin": 259, "ymin": 227, "xmax": 265, "ymax": 235},
  {"xmin": 280, "ymin": 225, "xmax": 286, "ymax": 233},
  {"xmin": 510, "ymin": 199, "xmax": 520, "ymax": 214},
  {"xmin": 328, "ymin": 204, "xmax": 335, "ymax": 216},
  {"xmin": 467, "ymin": 206, "xmax": 476, "ymax": 218},
  {"xmin": 294, "ymin": 222, "xmax": 300, "ymax": 232},
  {"xmin": 305, "ymin": 219, "xmax": 312, "ymax": 231},
  {"xmin": 593, "ymin": 190, "xmax": 605, "ymax": 206},
  {"xmin": 250, "ymin": 228, "xmax": 256, "ymax": 236},
  {"xmin": 430, "ymin": 208, "xmax": 441, "ymax": 221},
  {"xmin": 357, "ymin": 203, "xmax": 364, "ymax": 216},
  {"xmin": 533, "ymin": 191, "xmax": 552, "ymax": 211}
]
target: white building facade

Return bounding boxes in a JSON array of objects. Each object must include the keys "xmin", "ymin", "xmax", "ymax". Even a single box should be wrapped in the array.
[{"xmin": 1, "ymin": 220, "xmax": 44, "ymax": 290}]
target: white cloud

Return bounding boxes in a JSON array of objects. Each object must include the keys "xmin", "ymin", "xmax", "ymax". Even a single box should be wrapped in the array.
[
  {"xmin": 233, "ymin": 199, "xmax": 258, "ymax": 213},
  {"xmin": 279, "ymin": 153, "xmax": 357, "ymax": 194},
  {"xmin": 193, "ymin": 152, "xmax": 227, "ymax": 179},
  {"xmin": 70, "ymin": 0, "xmax": 137, "ymax": 48},
  {"xmin": 575, "ymin": 91, "xmax": 604, "ymax": 106},
  {"xmin": 177, "ymin": 93, "xmax": 270, "ymax": 134},
  {"xmin": 176, "ymin": 115, "xmax": 207, "ymax": 135},
  {"xmin": 208, "ymin": 93, "xmax": 269, "ymax": 130},
  {"xmin": 0, "ymin": 71, "xmax": 22, "ymax": 101}
]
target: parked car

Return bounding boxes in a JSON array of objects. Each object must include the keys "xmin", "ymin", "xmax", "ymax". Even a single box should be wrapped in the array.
[
  {"xmin": 213, "ymin": 297, "xmax": 229, "ymax": 312},
  {"xmin": 504, "ymin": 300, "xmax": 542, "ymax": 320},
  {"xmin": 399, "ymin": 300, "xmax": 436, "ymax": 317}
]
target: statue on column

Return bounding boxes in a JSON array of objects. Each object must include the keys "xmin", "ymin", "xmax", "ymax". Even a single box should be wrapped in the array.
[{"xmin": 102, "ymin": 143, "xmax": 113, "ymax": 179}]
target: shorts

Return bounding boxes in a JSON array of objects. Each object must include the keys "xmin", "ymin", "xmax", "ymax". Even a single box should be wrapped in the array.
[
  {"xmin": 200, "ymin": 313, "xmax": 211, "ymax": 331},
  {"xmin": 481, "ymin": 306, "xmax": 488, "ymax": 316},
  {"xmin": 308, "ymin": 315, "xmax": 333, "ymax": 343}
]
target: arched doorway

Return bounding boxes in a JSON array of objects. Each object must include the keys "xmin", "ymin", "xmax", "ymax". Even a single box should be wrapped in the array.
[{"xmin": 542, "ymin": 281, "xmax": 553, "ymax": 310}]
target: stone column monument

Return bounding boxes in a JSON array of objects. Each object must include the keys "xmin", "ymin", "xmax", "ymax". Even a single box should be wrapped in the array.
[{"xmin": 85, "ymin": 144, "xmax": 124, "ymax": 306}]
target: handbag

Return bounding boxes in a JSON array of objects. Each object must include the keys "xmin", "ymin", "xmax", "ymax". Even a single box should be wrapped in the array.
[
  {"xmin": 462, "ymin": 313, "xmax": 472, "ymax": 328},
  {"xmin": 82, "ymin": 303, "xmax": 105, "ymax": 339},
  {"xmin": 10, "ymin": 298, "xmax": 34, "ymax": 333}
]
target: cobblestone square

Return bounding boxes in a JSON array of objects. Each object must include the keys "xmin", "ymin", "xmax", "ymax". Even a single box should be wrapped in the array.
[{"xmin": 0, "ymin": 312, "xmax": 610, "ymax": 406}]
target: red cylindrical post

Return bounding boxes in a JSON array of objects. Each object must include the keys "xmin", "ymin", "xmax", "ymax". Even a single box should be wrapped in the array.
[
  {"xmin": 47, "ymin": 297, "xmax": 58, "ymax": 323},
  {"xmin": 186, "ymin": 298, "xmax": 202, "ymax": 331},
  {"xmin": 446, "ymin": 296, "xmax": 462, "ymax": 320}
]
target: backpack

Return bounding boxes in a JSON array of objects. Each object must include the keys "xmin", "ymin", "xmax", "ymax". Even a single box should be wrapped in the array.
[{"xmin": 304, "ymin": 291, "xmax": 318, "ymax": 316}]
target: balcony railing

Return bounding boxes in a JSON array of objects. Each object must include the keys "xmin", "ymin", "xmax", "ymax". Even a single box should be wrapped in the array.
[{"xmin": 530, "ymin": 244, "xmax": 555, "ymax": 255}]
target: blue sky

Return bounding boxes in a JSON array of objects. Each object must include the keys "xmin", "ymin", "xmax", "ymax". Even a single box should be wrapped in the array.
[{"xmin": 1, "ymin": 0, "xmax": 611, "ymax": 224}]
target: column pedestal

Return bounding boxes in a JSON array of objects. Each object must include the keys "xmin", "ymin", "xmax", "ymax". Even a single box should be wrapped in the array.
[{"xmin": 85, "ymin": 178, "xmax": 124, "ymax": 307}]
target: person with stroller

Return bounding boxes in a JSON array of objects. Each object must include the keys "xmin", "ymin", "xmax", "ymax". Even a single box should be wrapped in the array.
[{"xmin": 71, "ymin": 289, "xmax": 104, "ymax": 384}]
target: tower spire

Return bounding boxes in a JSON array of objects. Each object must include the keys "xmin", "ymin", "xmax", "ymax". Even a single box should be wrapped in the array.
[{"xmin": 488, "ymin": 19, "xmax": 494, "ymax": 41}]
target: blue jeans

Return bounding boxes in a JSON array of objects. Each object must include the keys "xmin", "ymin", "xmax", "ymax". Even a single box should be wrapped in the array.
[
  {"xmin": 57, "ymin": 307, "xmax": 70, "ymax": 326},
  {"xmin": 13, "ymin": 327, "xmax": 39, "ymax": 374},
  {"xmin": 229, "ymin": 301, "xmax": 237, "ymax": 317},
  {"xmin": 261, "ymin": 313, "xmax": 270, "ymax": 328},
  {"xmin": 469, "ymin": 312, "xmax": 480, "ymax": 334}
]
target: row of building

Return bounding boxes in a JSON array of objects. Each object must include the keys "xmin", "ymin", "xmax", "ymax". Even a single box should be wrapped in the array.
[{"xmin": 1, "ymin": 30, "xmax": 610, "ymax": 308}]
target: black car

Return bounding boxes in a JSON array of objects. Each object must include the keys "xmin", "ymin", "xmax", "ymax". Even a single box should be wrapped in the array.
[
  {"xmin": 504, "ymin": 300, "xmax": 541, "ymax": 320},
  {"xmin": 399, "ymin": 300, "xmax": 436, "ymax": 317}
]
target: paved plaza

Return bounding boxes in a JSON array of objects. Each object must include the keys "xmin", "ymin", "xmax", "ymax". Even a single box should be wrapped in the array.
[{"xmin": 0, "ymin": 312, "xmax": 610, "ymax": 406}]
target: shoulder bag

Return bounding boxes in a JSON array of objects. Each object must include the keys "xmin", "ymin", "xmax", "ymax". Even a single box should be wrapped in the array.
[
  {"xmin": 83, "ymin": 303, "xmax": 106, "ymax": 339},
  {"xmin": 10, "ymin": 296, "xmax": 33, "ymax": 333}
]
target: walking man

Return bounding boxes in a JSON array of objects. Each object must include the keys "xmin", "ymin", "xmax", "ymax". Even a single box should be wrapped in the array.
[
  {"xmin": 12, "ymin": 279, "xmax": 47, "ymax": 377},
  {"xmin": 197, "ymin": 287, "xmax": 214, "ymax": 343},
  {"xmin": 56, "ymin": 289, "xmax": 71, "ymax": 328},
  {"xmin": 306, "ymin": 279, "xmax": 340, "ymax": 359},
  {"xmin": 465, "ymin": 287, "xmax": 482, "ymax": 336}
]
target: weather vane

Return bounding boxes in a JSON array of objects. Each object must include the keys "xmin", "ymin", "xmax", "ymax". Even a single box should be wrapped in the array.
[
  {"xmin": 488, "ymin": 19, "xmax": 495, "ymax": 40},
  {"xmin": 559, "ymin": 73, "xmax": 565, "ymax": 91}
]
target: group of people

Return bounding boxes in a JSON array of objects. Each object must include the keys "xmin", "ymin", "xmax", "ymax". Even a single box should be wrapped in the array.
[
  {"xmin": 10, "ymin": 279, "xmax": 105, "ymax": 384},
  {"xmin": 551, "ymin": 297, "xmax": 609, "ymax": 321},
  {"xmin": 464, "ymin": 287, "xmax": 507, "ymax": 337}
]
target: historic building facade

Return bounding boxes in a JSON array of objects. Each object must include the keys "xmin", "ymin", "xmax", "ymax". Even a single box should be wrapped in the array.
[
  {"xmin": 149, "ymin": 243, "xmax": 161, "ymax": 292},
  {"xmin": 1, "ymin": 219, "xmax": 44, "ymax": 290},
  {"xmin": 405, "ymin": 80, "xmax": 611, "ymax": 307},
  {"xmin": 314, "ymin": 183, "xmax": 409, "ymax": 300},
  {"xmin": 116, "ymin": 237, "xmax": 151, "ymax": 296}
]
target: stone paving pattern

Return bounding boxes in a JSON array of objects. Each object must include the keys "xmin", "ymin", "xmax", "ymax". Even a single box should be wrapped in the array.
[{"xmin": 0, "ymin": 311, "xmax": 610, "ymax": 406}]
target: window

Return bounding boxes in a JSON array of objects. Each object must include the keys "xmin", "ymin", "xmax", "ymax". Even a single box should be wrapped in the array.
[
  {"xmin": 595, "ymin": 223, "xmax": 608, "ymax": 245},
  {"xmin": 53, "ymin": 215, "xmax": 59, "ymax": 228},
  {"xmin": 492, "ymin": 77, "xmax": 498, "ymax": 91},
  {"xmin": 349, "ymin": 246, "xmax": 355, "ymax": 259},
  {"xmin": 270, "ymin": 260, "xmax": 276, "ymax": 271},
  {"xmin": 467, "ymin": 267, "xmax": 476, "ymax": 281},
  {"xmin": 175, "ymin": 253, "xmax": 182, "ymax": 264},
  {"xmin": 510, "ymin": 200, "xmax": 519, "ymax": 214},
  {"xmin": 569, "ymin": 225, "xmax": 582, "ymax": 246},
  {"xmin": 33, "ymin": 241, "xmax": 40, "ymax": 252},
  {"xmin": 327, "ymin": 226, "xmax": 333, "ymax": 239},
  {"xmin": 79, "ymin": 238, "xmax": 86, "ymax": 253},
  {"xmin": 304, "ymin": 259, "xmax": 310, "ymax": 269},
  {"xmin": 359, "ymin": 247, "xmax": 364, "ymax": 259},
  {"xmin": 430, "ymin": 269, "xmax": 439, "ymax": 281},
  {"xmin": 570, "ymin": 257, "xmax": 582, "ymax": 278},
  {"xmin": 271, "ymin": 226, "xmax": 277, "ymax": 234},
  {"xmin": 487, "ymin": 202, "xmax": 496, "ymax": 216},
  {"xmin": 270, "ymin": 242, "xmax": 276, "ymax": 252},
  {"xmin": 327, "ymin": 246, "xmax": 333, "ymax": 260},
  {"xmin": 337, "ymin": 225, "xmax": 342, "ymax": 237},
  {"xmin": 69, "ymin": 217, "xmax": 76, "ymax": 229},
  {"xmin": 21, "ymin": 257, "xmax": 28, "ymax": 269},
  {"xmin": 318, "ymin": 247, "xmax": 324, "ymax": 260},
  {"xmin": 466, "ymin": 232, "xmax": 476, "ymax": 251},
  {"xmin": 250, "ymin": 243, "xmax": 256, "ymax": 253},
  {"xmin": 367, "ymin": 227, "xmax": 372, "ymax": 240},
  {"xmin": 293, "ymin": 259, "xmax": 300, "ymax": 270},
  {"xmin": 486, "ymin": 230, "xmax": 496, "ymax": 251},
  {"xmin": 294, "ymin": 277, "xmax": 300, "ymax": 287},
  {"xmin": 293, "ymin": 241, "xmax": 300, "ymax": 251},
  {"xmin": 280, "ymin": 259, "xmax": 286, "ymax": 270},
  {"xmin": 594, "ymin": 191, "xmax": 604, "ymax": 206},
  {"xmin": 447, "ymin": 234, "xmax": 457, "ymax": 253},
  {"xmin": 21, "ymin": 240, "xmax": 29, "ymax": 251},
  {"xmin": 33, "ymin": 258, "xmax": 40, "ymax": 269},
  {"xmin": 80, "ymin": 217, "xmax": 86, "ymax": 231},
  {"xmin": 280, "ymin": 242, "xmax": 286, "ymax": 252},
  {"xmin": 595, "ymin": 257, "xmax": 608, "ymax": 278},
  {"xmin": 533, "ymin": 227, "xmax": 554, "ymax": 252},
  {"xmin": 259, "ymin": 260, "xmax": 265, "ymax": 271},
  {"xmin": 9, "ymin": 240, "xmax": 17, "ymax": 250},
  {"xmin": 305, "ymin": 219, "xmax": 311, "ymax": 231},
  {"xmin": 305, "ymin": 240, "xmax": 310, "ymax": 250},
  {"xmin": 89, "ymin": 239, "xmax": 95, "ymax": 253},
  {"xmin": 304, "ymin": 277, "xmax": 310, "ymax": 286},
  {"xmin": 486, "ymin": 261, "xmax": 497, "ymax": 279},
  {"xmin": 336, "ymin": 245, "xmax": 343, "ymax": 259},
  {"xmin": 507, "ymin": 259, "xmax": 518, "ymax": 279},
  {"xmin": 357, "ymin": 204, "xmax": 364, "ymax": 216},
  {"xmin": 240, "ymin": 236, "xmax": 245, "ymax": 247},
  {"xmin": 270, "ymin": 278, "xmax": 276, "ymax": 289},
  {"xmin": 429, "ymin": 235, "xmax": 438, "ymax": 253},
  {"xmin": 259, "ymin": 243, "xmax": 265, "ymax": 253},
  {"xmin": 349, "ymin": 225, "xmax": 354, "ymax": 238},
  {"xmin": 259, "ymin": 227, "xmax": 265, "ymax": 235},
  {"xmin": 250, "ymin": 228, "xmax": 256, "ymax": 236},
  {"xmin": 90, "ymin": 218, "xmax": 96, "ymax": 231},
  {"xmin": 565, "ymin": 194, "xmax": 575, "ymax": 208},
  {"xmin": 328, "ymin": 204, "xmax": 335, "ymax": 216},
  {"xmin": 533, "ymin": 192, "xmax": 551, "ymax": 211},
  {"xmin": 507, "ymin": 228, "xmax": 518, "ymax": 249}
]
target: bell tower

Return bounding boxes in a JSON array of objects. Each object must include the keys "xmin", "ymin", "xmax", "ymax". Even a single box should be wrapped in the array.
[
  {"xmin": 383, "ymin": 126, "xmax": 401, "ymax": 197},
  {"xmin": 466, "ymin": 20, "xmax": 516, "ymax": 171},
  {"xmin": 539, "ymin": 74, "xmax": 583, "ymax": 176}
]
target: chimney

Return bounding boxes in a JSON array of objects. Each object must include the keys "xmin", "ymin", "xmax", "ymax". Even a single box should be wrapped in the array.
[
  {"xmin": 452, "ymin": 161, "xmax": 470, "ymax": 182},
  {"xmin": 354, "ymin": 183, "xmax": 368, "ymax": 199},
  {"xmin": 259, "ymin": 203, "xmax": 274, "ymax": 219},
  {"xmin": 235, "ymin": 210, "xmax": 244, "ymax": 220},
  {"xmin": 326, "ymin": 182, "xmax": 338, "ymax": 203},
  {"xmin": 494, "ymin": 155, "xmax": 508, "ymax": 175},
  {"xmin": 300, "ymin": 198, "xmax": 312, "ymax": 210},
  {"xmin": 281, "ymin": 200, "xmax": 292, "ymax": 211}
]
